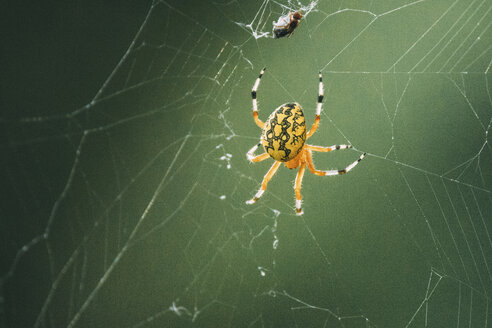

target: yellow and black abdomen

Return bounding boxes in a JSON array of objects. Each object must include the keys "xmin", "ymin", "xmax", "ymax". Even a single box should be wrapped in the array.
[{"xmin": 261, "ymin": 103, "xmax": 307, "ymax": 162}]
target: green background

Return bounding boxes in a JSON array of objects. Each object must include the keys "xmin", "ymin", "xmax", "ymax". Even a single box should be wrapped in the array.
[{"xmin": 1, "ymin": 0, "xmax": 492, "ymax": 327}]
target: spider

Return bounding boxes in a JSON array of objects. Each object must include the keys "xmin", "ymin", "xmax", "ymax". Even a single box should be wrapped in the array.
[
  {"xmin": 246, "ymin": 68, "xmax": 366, "ymax": 215},
  {"xmin": 273, "ymin": 11, "xmax": 303, "ymax": 38}
]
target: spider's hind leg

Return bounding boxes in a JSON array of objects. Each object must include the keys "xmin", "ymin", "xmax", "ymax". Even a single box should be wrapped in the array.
[
  {"xmin": 252, "ymin": 68, "xmax": 266, "ymax": 129},
  {"xmin": 307, "ymin": 72, "xmax": 324, "ymax": 138}
]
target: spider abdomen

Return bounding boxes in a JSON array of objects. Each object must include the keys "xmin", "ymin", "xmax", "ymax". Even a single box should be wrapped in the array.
[{"xmin": 261, "ymin": 103, "xmax": 307, "ymax": 162}]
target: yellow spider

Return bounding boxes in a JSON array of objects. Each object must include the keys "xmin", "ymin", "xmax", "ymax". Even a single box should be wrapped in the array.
[{"xmin": 246, "ymin": 68, "xmax": 366, "ymax": 215}]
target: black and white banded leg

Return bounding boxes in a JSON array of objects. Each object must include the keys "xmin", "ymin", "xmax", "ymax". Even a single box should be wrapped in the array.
[
  {"xmin": 252, "ymin": 67, "xmax": 266, "ymax": 128},
  {"xmin": 306, "ymin": 144, "xmax": 352, "ymax": 152},
  {"xmin": 307, "ymin": 153, "xmax": 366, "ymax": 176},
  {"xmin": 307, "ymin": 71, "xmax": 324, "ymax": 138}
]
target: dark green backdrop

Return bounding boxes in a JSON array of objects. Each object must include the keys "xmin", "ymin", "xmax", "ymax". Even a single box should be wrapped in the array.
[{"xmin": 1, "ymin": 0, "xmax": 491, "ymax": 327}]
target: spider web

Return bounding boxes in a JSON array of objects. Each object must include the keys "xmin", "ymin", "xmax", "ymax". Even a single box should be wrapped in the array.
[{"xmin": 1, "ymin": 0, "xmax": 492, "ymax": 327}]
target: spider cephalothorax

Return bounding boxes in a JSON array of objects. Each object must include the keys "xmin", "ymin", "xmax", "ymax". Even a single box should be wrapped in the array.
[{"xmin": 246, "ymin": 68, "xmax": 366, "ymax": 215}]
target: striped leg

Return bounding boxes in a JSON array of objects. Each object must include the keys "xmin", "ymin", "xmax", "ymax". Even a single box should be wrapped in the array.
[
  {"xmin": 306, "ymin": 144, "xmax": 352, "ymax": 152},
  {"xmin": 246, "ymin": 143, "xmax": 270, "ymax": 163},
  {"xmin": 294, "ymin": 162, "xmax": 307, "ymax": 215},
  {"xmin": 306, "ymin": 152, "xmax": 366, "ymax": 176},
  {"xmin": 246, "ymin": 161, "xmax": 281, "ymax": 204},
  {"xmin": 307, "ymin": 71, "xmax": 323, "ymax": 138},
  {"xmin": 252, "ymin": 67, "xmax": 266, "ymax": 129}
]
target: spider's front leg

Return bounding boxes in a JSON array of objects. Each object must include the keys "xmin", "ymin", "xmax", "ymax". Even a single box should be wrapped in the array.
[
  {"xmin": 246, "ymin": 161, "xmax": 281, "ymax": 204},
  {"xmin": 294, "ymin": 162, "xmax": 307, "ymax": 215}
]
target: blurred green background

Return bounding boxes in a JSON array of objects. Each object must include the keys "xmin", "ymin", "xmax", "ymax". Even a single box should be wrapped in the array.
[{"xmin": 1, "ymin": 0, "xmax": 491, "ymax": 327}]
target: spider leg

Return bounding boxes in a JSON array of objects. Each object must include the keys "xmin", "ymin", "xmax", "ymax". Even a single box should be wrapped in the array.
[
  {"xmin": 294, "ymin": 162, "xmax": 306, "ymax": 216},
  {"xmin": 252, "ymin": 68, "xmax": 266, "ymax": 129},
  {"xmin": 246, "ymin": 161, "xmax": 281, "ymax": 204},
  {"xmin": 246, "ymin": 143, "xmax": 270, "ymax": 163},
  {"xmin": 306, "ymin": 150, "xmax": 366, "ymax": 176},
  {"xmin": 306, "ymin": 144, "xmax": 352, "ymax": 152},
  {"xmin": 307, "ymin": 72, "xmax": 323, "ymax": 138},
  {"xmin": 251, "ymin": 153, "xmax": 270, "ymax": 163}
]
